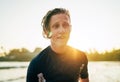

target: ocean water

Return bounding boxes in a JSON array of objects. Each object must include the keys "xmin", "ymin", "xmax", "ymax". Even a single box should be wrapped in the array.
[
  {"xmin": 0, "ymin": 61, "xmax": 120, "ymax": 82},
  {"xmin": 0, "ymin": 62, "xmax": 29, "ymax": 82},
  {"xmin": 88, "ymin": 61, "xmax": 120, "ymax": 82}
]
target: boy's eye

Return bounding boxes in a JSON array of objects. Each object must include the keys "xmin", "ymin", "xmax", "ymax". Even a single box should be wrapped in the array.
[
  {"xmin": 63, "ymin": 23, "xmax": 70, "ymax": 28},
  {"xmin": 53, "ymin": 24, "xmax": 59, "ymax": 29},
  {"xmin": 63, "ymin": 23, "xmax": 69, "ymax": 27},
  {"xmin": 52, "ymin": 23, "xmax": 70, "ymax": 29}
]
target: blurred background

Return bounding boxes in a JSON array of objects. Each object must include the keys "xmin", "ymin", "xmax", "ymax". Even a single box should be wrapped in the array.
[{"xmin": 0, "ymin": 0, "xmax": 120, "ymax": 82}]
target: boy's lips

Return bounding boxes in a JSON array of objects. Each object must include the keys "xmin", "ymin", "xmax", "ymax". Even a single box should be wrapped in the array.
[{"xmin": 57, "ymin": 36, "xmax": 66, "ymax": 39}]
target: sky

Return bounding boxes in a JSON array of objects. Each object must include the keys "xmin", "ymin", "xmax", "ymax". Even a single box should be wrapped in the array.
[{"xmin": 0, "ymin": 0, "xmax": 120, "ymax": 53}]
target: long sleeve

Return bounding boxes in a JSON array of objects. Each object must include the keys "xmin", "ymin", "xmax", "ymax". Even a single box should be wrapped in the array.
[
  {"xmin": 79, "ymin": 52, "xmax": 89, "ymax": 79},
  {"xmin": 26, "ymin": 59, "xmax": 39, "ymax": 82}
]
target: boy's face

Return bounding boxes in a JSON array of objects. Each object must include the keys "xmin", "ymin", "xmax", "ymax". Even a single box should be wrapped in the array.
[{"xmin": 49, "ymin": 14, "xmax": 71, "ymax": 47}]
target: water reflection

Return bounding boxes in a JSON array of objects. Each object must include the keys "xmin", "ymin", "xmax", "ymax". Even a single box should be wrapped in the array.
[{"xmin": 0, "ymin": 61, "xmax": 120, "ymax": 82}]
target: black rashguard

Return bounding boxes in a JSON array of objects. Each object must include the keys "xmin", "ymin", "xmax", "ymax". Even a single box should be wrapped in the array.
[{"xmin": 27, "ymin": 46, "xmax": 88, "ymax": 82}]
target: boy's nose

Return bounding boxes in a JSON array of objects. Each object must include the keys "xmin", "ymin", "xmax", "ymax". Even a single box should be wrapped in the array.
[{"xmin": 59, "ymin": 26, "xmax": 65, "ymax": 33}]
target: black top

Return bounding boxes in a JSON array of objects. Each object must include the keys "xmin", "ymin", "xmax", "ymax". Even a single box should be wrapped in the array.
[{"xmin": 27, "ymin": 46, "xmax": 88, "ymax": 82}]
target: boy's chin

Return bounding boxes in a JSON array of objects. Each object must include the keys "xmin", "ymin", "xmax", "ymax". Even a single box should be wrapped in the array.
[{"xmin": 56, "ymin": 42, "xmax": 67, "ymax": 47}]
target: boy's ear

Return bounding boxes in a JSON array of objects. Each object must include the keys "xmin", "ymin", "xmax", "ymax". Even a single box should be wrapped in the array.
[{"xmin": 48, "ymin": 31, "xmax": 52, "ymax": 38}]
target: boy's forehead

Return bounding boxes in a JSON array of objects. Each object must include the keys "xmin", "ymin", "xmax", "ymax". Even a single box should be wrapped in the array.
[{"xmin": 50, "ymin": 14, "xmax": 70, "ymax": 22}]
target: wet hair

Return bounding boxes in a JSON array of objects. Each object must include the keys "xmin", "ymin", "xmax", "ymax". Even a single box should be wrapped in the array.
[{"xmin": 41, "ymin": 8, "xmax": 71, "ymax": 38}]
